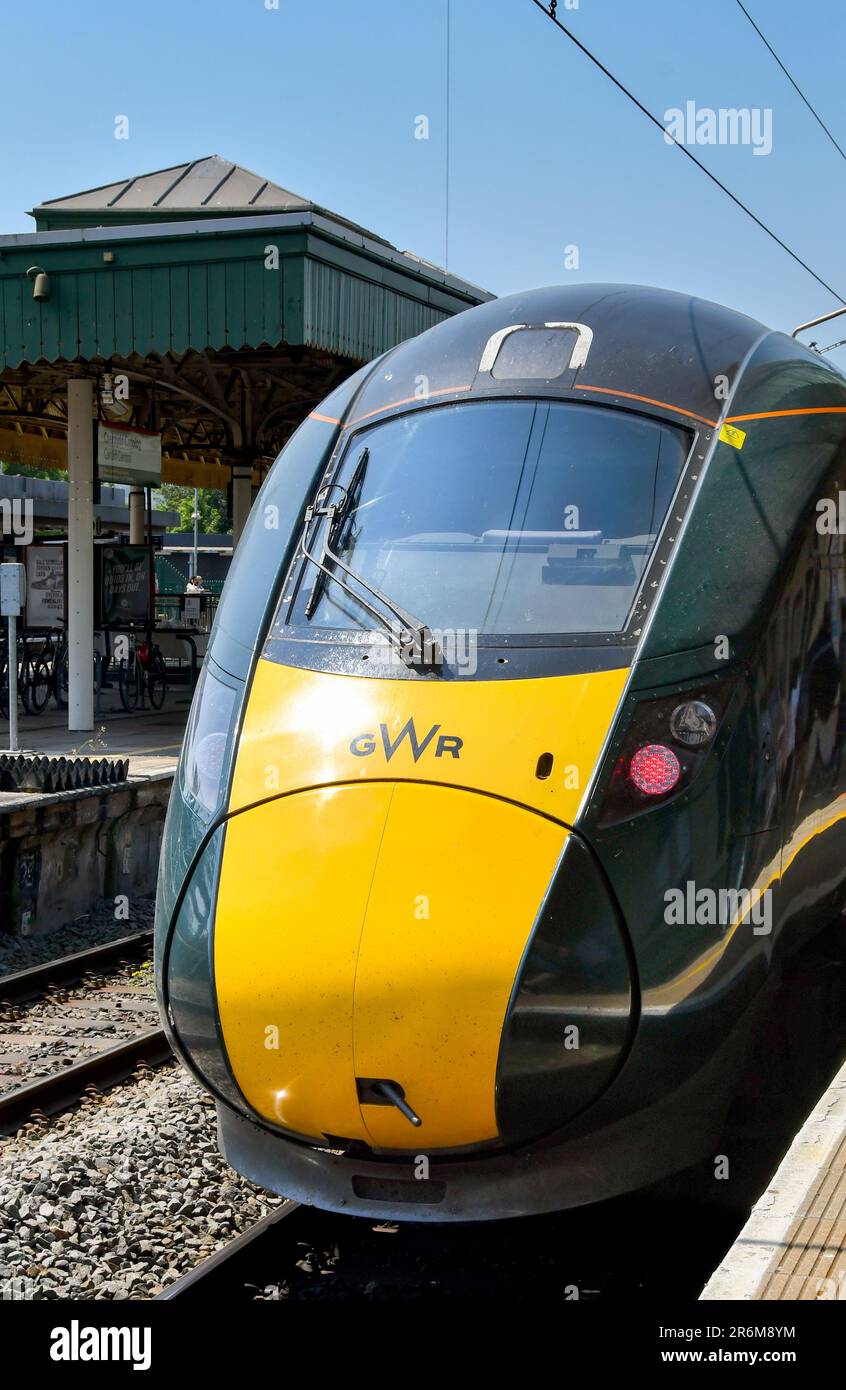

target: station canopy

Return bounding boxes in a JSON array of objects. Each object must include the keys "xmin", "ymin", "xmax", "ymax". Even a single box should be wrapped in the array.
[{"xmin": 0, "ymin": 155, "xmax": 490, "ymax": 490}]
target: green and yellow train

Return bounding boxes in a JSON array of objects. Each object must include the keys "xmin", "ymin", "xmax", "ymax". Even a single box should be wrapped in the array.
[{"xmin": 155, "ymin": 284, "xmax": 846, "ymax": 1219}]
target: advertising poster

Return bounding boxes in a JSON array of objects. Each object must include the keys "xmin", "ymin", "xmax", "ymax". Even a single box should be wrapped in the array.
[
  {"xmin": 24, "ymin": 545, "xmax": 65, "ymax": 627},
  {"xmin": 100, "ymin": 545, "xmax": 152, "ymax": 626}
]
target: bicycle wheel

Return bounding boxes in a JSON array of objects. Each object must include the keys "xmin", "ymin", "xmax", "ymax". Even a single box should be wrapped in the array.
[
  {"xmin": 146, "ymin": 652, "xmax": 167, "ymax": 710},
  {"xmin": 22, "ymin": 652, "xmax": 52, "ymax": 715},
  {"xmin": 19, "ymin": 652, "xmax": 33, "ymax": 714},
  {"xmin": 53, "ymin": 644, "xmax": 69, "ymax": 708},
  {"xmin": 119, "ymin": 655, "xmax": 140, "ymax": 712}
]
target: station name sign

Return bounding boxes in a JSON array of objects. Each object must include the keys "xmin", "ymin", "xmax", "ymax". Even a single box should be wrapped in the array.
[{"xmin": 98, "ymin": 422, "xmax": 162, "ymax": 487}]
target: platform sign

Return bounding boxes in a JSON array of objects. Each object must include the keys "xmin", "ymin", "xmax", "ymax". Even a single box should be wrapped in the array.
[
  {"xmin": 100, "ymin": 545, "xmax": 152, "ymax": 625},
  {"xmin": 97, "ymin": 422, "xmax": 162, "ymax": 487},
  {"xmin": 25, "ymin": 545, "xmax": 65, "ymax": 626}
]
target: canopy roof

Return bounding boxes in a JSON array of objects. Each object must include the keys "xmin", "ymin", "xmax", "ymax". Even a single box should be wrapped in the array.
[
  {"xmin": 0, "ymin": 159, "xmax": 491, "ymax": 488},
  {"xmin": 30, "ymin": 155, "xmax": 392, "ymax": 242}
]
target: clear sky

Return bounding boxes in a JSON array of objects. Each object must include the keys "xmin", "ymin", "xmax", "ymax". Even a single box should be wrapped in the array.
[{"xmin": 2, "ymin": 0, "xmax": 845, "ymax": 361}]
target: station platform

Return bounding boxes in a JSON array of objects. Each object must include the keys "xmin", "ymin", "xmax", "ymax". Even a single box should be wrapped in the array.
[
  {"xmin": 0, "ymin": 701, "xmax": 185, "ymax": 940},
  {"xmin": 0, "ymin": 692, "xmax": 188, "ymax": 785},
  {"xmin": 701, "ymin": 1055, "xmax": 846, "ymax": 1300},
  {"xmin": 0, "ymin": 697, "xmax": 186, "ymax": 934}
]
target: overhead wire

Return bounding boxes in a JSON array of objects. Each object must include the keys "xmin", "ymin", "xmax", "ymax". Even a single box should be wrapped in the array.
[
  {"xmin": 735, "ymin": 1, "xmax": 846, "ymax": 166},
  {"xmin": 529, "ymin": 0, "xmax": 846, "ymax": 306}
]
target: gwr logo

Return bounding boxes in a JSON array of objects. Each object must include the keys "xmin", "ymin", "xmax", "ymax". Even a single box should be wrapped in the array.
[{"xmin": 350, "ymin": 718, "xmax": 463, "ymax": 762}]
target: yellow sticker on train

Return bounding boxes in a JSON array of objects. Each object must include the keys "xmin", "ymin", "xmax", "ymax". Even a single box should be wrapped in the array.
[{"xmin": 719, "ymin": 423, "xmax": 747, "ymax": 449}]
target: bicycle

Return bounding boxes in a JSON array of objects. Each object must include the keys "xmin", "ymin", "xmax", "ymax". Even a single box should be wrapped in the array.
[
  {"xmin": 44, "ymin": 624, "xmax": 106, "ymax": 710},
  {"xmin": 118, "ymin": 645, "xmax": 140, "ymax": 712},
  {"xmin": 118, "ymin": 638, "xmax": 167, "ymax": 712},
  {"xmin": 142, "ymin": 639, "xmax": 168, "ymax": 710},
  {"xmin": 20, "ymin": 633, "xmax": 53, "ymax": 715},
  {"xmin": 0, "ymin": 631, "xmax": 52, "ymax": 719},
  {"xmin": 47, "ymin": 625, "xmax": 70, "ymax": 708}
]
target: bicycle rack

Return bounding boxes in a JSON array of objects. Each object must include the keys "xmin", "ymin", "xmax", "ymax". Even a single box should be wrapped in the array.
[{"xmin": 0, "ymin": 753, "xmax": 130, "ymax": 794}]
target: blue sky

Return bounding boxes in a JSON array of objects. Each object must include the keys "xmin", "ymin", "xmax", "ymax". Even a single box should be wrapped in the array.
[{"xmin": 2, "ymin": 0, "xmax": 845, "ymax": 359}]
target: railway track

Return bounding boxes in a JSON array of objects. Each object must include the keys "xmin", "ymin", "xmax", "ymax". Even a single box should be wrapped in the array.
[
  {"xmin": 0, "ymin": 928, "xmax": 153, "ymax": 1005},
  {"xmin": 157, "ymin": 1202, "xmax": 302, "ymax": 1299},
  {"xmin": 0, "ymin": 928, "xmax": 171, "ymax": 1133},
  {"xmin": 0, "ymin": 1026, "xmax": 171, "ymax": 1134}
]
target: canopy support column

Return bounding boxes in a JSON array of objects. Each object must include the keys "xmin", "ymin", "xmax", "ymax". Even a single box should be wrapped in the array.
[
  {"xmin": 67, "ymin": 380, "xmax": 94, "ymax": 732},
  {"xmin": 128, "ymin": 487, "xmax": 145, "ymax": 544},
  {"xmin": 231, "ymin": 455, "xmax": 254, "ymax": 548}
]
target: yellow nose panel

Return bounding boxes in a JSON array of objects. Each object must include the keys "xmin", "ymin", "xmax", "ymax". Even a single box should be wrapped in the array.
[
  {"xmin": 229, "ymin": 657, "xmax": 628, "ymax": 824},
  {"xmin": 352, "ymin": 783, "xmax": 567, "ymax": 1149},
  {"xmin": 214, "ymin": 783, "xmax": 392, "ymax": 1142},
  {"xmin": 214, "ymin": 782, "xmax": 567, "ymax": 1149}
]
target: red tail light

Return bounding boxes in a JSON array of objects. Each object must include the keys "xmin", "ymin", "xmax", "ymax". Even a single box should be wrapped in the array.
[
  {"xmin": 591, "ymin": 677, "xmax": 737, "ymax": 828},
  {"xmin": 628, "ymin": 743, "xmax": 681, "ymax": 796},
  {"xmin": 138, "ymin": 642, "xmax": 151, "ymax": 665}
]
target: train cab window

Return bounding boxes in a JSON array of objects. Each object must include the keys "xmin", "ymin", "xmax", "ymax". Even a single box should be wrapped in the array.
[{"xmin": 283, "ymin": 400, "xmax": 690, "ymax": 638}]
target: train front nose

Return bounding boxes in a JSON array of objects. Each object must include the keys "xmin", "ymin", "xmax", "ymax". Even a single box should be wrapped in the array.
[
  {"xmin": 213, "ymin": 786, "xmax": 634, "ymax": 1152},
  {"xmin": 213, "ymin": 780, "xmax": 571, "ymax": 1149}
]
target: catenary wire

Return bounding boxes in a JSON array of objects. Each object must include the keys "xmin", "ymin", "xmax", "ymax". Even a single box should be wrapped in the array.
[{"xmin": 530, "ymin": 0, "xmax": 846, "ymax": 306}]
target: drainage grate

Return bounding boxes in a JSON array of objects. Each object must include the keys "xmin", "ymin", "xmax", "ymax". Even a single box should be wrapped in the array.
[{"xmin": 0, "ymin": 753, "xmax": 130, "ymax": 794}]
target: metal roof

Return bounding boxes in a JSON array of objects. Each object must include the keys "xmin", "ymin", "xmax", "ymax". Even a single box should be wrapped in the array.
[
  {"xmin": 29, "ymin": 155, "xmax": 404, "ymax": 252},
  {"xmin": 31, "ymin": 155, "xmax": 312, "ymax": 227}
]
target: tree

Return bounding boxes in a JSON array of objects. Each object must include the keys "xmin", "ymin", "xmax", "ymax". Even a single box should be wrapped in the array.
[
  {"xmin": 156, "ymin": 485, "xmax": 230, "ymax": 534},
  {"xmin": 0, "ymin": 460, "xmax": 65, "ymax": 480}
]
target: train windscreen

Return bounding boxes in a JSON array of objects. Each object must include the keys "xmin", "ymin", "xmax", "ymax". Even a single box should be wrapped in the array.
[{"xmin": 285, "ymin": 399, "xmax": 689, "ymax": 637}]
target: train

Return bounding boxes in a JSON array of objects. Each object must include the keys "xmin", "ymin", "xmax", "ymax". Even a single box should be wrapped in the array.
[{"xmin": 155, "ymin": 283, "xmax": 846, "ymax": 1220}]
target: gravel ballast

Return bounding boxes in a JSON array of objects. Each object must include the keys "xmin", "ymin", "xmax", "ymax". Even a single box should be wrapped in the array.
[
  {"xmin": 0, "ymin": 960, "xmax": 158, "ymax": 1093},
  {"xmin": 0, "ymin": 1066, "xmax": 282, "ymax": 1299},
  {"xmin": 0, "ymin": 897, "xmax": 155, "ymax": 978}
]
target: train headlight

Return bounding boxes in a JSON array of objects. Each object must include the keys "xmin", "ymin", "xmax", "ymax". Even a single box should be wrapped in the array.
[
  {"xmin": 180, "ymin": 663, "xmax": 239, "ymax": 821},
  {"xmin": 628, "ymin": 743, "xmax": 681, "ymax": 796},
  {"xmin": 593, "ymin": 677, "xmax": 737, "ymax": 828},
  {"xmin": 669, "ymin": 699, "xmax": 717, "ymax": 747}
]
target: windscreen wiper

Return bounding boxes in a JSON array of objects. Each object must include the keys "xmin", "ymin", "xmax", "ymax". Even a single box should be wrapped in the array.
[
  {"xmin": 305, "ymin": 448, "xmax": 371, "ymax": 618},
  {"xmin": 300, "ymin": 457, "xmax": 442, "ymax": 671}
]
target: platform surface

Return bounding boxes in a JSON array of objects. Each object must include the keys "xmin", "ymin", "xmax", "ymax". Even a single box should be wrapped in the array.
[
  {"xmin": 0, "ymin": 692, "xmax": 187, "ymax": 792},
  {"xmin": 701, "ymin": 1056, "xmax": 846, "ymax": 1300}
]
